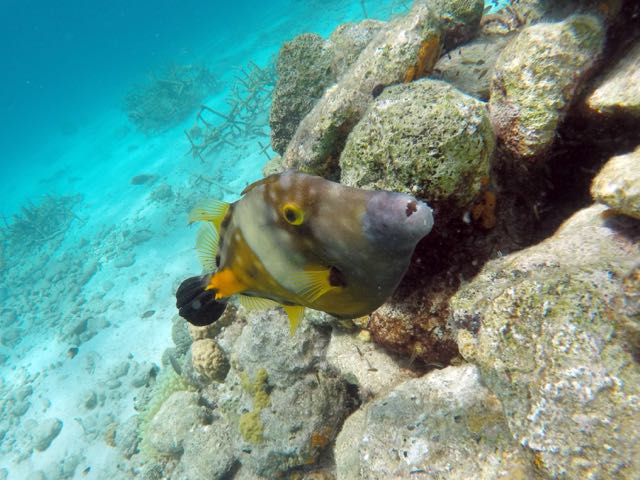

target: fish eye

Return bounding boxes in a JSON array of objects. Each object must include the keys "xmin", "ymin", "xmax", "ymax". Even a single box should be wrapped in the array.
[{"xmin": 281, "ymin": 202, "xmax": 304, "ymax": 225}]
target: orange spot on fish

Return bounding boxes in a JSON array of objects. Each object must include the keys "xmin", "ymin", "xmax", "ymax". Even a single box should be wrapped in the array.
[{"xmin": 206, "ymin": 269, "xmax": 247, "ymax": 299}]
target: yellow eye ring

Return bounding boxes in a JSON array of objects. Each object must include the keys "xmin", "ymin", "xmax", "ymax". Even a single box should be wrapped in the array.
[{"xmin": 281, "ymin": 202, "xmax": 304, "ymax": 225}]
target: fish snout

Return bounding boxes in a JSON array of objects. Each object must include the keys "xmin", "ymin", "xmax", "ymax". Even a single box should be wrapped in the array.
[{"xmin": 363, "ymin": 192, "xmax": 434, "ymax": 250}]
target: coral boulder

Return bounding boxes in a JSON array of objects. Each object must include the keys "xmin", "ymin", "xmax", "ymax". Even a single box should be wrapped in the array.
[
  {"xmin": 451, "ymin": 204, "xmax": 640, "ymax": 479},
  {"xmin": 340, "ymin": 78, "xmax": 495, "ymax": 209},
  {"xmin": 489, "ymin": 14, "xmax": 605, "ymax": 159}
]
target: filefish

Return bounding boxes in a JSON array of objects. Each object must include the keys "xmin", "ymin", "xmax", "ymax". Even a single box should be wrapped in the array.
[{"xmin": 176, "ymin": 171, "xmax": 434, "ymax": 333}]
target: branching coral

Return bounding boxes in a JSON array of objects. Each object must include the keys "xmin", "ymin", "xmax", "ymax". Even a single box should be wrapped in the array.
[
  {"xmin": 185, "ymin": 60, "xmax": 276, "ymax": 162},
  {"xmin": 124, "ymin": 64, "xmax": 219, "ymax": 134},
  {"xmin": 0, "ymin": 194, "xmax": 82, "ymax": 254}
]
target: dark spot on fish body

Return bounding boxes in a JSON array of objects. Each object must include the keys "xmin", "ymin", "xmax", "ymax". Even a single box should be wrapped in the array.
[
  {"xmin": 246, "ymin": 264, "xmax": 259, "ymax": 279},
  {"xmin": 217, "ymin": 209, "xmax": 232, "ymax": 257},
  {"xmin": 329, "ymin": 266, "xmax": 347, "ymax": 288}
]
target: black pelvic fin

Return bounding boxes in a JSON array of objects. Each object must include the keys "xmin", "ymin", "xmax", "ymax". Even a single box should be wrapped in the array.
[{"xmin": 176, "ymin": 274, "xmax": 227, "ymax": 327}]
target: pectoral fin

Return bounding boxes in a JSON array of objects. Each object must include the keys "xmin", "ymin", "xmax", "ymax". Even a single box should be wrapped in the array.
[{"xmin": 290, "ymin": 267, "xmax": 337, "ymax": 303}]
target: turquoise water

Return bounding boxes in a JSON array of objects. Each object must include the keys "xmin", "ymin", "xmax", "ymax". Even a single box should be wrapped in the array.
[{"xmin": 0, "ymin": 0, "xmax": 510, "ymax": 478}]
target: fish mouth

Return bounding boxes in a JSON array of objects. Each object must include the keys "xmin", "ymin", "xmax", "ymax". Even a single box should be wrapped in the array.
[
  {"xmin": 402, "ymin": 197, "xmax": 433, "ymax": 232},
  {"xmin": 363, "ymin": 192, "xmax": 434, "ymax": 249}
]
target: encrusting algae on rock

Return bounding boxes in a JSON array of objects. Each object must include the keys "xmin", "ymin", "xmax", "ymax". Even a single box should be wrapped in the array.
[
  {"xmin": 137, "ymin": 368, "xmax": 192, "ymax": 458},
  {"xmin": 489, "ymin": 13, "xmax": 605, "ymax": 159},
  {"xmin": 238, "ymin": 368, "xmax": 270, "ymax": 444}
]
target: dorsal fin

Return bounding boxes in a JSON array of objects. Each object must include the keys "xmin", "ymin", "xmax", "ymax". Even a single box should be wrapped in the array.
[
  {"xmin": 238, "ymin": 294, "xmax": 280, "ymax": 311},
  {"xmin": 289, "ymin": 267, "xmax": 337, "ymax": 303},
  {"xmin": 195, "ymin": 223, "xmax": 219, "ymax": 270},
  {"xmin": 283, "ymin": 305, "xmax": 305, "ymax": 335},
  {"xmin": 188, "ymin": 199, "xmax": 229, "ymax": 232},
  {"xmin": 240, "ymin": 173, "xmax": 281, "ymax": 195}
]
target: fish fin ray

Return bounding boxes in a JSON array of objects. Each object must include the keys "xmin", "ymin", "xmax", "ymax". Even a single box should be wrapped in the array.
[
  {"xmin": 189, "ymin": 199, "xmax": 229, "ymax": 231},
  {"xmin": 238, "ymin": 295, "xmax": 280, "ymax": 311},
  {"xmin": 195, "ymin": 223, "xmax": 219, "ymax": 270},
  {"xmin": 290, "ymin": 267, "xmax": 335, "ymax": 303},
  {"xmin": 283, "ymin": 305, "xmax": 305, "ymax": 335}
]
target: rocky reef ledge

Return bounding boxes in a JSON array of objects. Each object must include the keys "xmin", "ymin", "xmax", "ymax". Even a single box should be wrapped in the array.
[{"xmin": 117, "ymin": 1, "xmax": 640, "ymax": 478}]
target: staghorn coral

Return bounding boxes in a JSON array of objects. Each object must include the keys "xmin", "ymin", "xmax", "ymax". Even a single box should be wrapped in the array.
[
  {"xmin": 124, "ymin": 64, "xmax": 219, "ymax": 134},
  {"xmin": 185, "ymin": 60, "xmax": 276, "ymax": 161},
  {"xmin": 1, "ymin": 194, "xmax": 82, "ymax": 253},
  {"xmin": 190, "ymin": 339, "xmax": 229, "ymax": 382}
]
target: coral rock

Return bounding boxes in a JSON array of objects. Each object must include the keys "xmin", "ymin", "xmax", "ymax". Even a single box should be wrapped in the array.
[
  {"xmin": 146, "ymin": 391, "xmax": 209, "ymax": 456},
  {"xmin": 335, "ymin": 364, "xmax": 534, "ymax": 479},
  {"xmin": 368, "ymin": 289, "xmax": 460, "ymax": 366},
  {"xmin": 283, "ymin": 0, "xmax": 483, "ymax": 178},
  {"xmin": 587, "ymin": 39, "xmax": 640, "ymax": 117},
  {"xmin": 191, "ymin": 339, "xmax": 228, "ymax": 382},
  {"xmin": 171, "ymin": 422, "xmax": 236, "ymax": 480},
  {"xmin": 329, "ymin": 20, "xmax": 385, "ymax": 80},
  {"xmin": 489, "ymin": 14, "xmax": 605, "ymax": 159},
  {"xmin": 451, "ymin": 204, "xmax": 640, "ymax": 479},
  {"xmin": 326, "ymin": 329, "xmax": 416, "ymax": 400},
  {"xmin": 591, "ymin": 146, "xmax": 640, "ymax": 219},
  {"xmin": 115, "ymin": 415, "xmax": 140, "ymax": 459},
  {"xmin": 270, "ymin": 33, "xmax": 336, "ymax": 155},
  {"xmin": 171, "ymin": 315, "xmax": 192, "ymax": 356},
  {"xmin": 433, "ymin": 34, "xmax": 511, "ymax": 100},
  {"xmin": 219, "ymin": 310, "xmax": 348, "ymax": 478},
  {"xmin": 340, "ymin": 79, "xmax": 494, "ymax": 209}
]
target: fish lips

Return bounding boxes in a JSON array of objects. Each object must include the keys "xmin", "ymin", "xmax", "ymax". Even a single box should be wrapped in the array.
[{"xmin": 362, "ymin": 191, "xmax": 434, "ymax": 251}]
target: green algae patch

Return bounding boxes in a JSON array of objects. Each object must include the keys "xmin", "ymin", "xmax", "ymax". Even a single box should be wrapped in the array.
[{"xmin": 239, "ymin": 368, "xmax": 270, "ymax": 444}]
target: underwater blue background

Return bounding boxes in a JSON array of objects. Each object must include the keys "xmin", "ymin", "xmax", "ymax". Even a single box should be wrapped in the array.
[{"xmin": 2, "ymin": 0, "xmax": 422, "ymax": 213}]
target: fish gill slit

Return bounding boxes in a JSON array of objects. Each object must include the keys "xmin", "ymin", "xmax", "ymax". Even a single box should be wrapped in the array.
[{"xmin": 329, "ymin": 266, "xmax": 347, "ymax": 288}]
